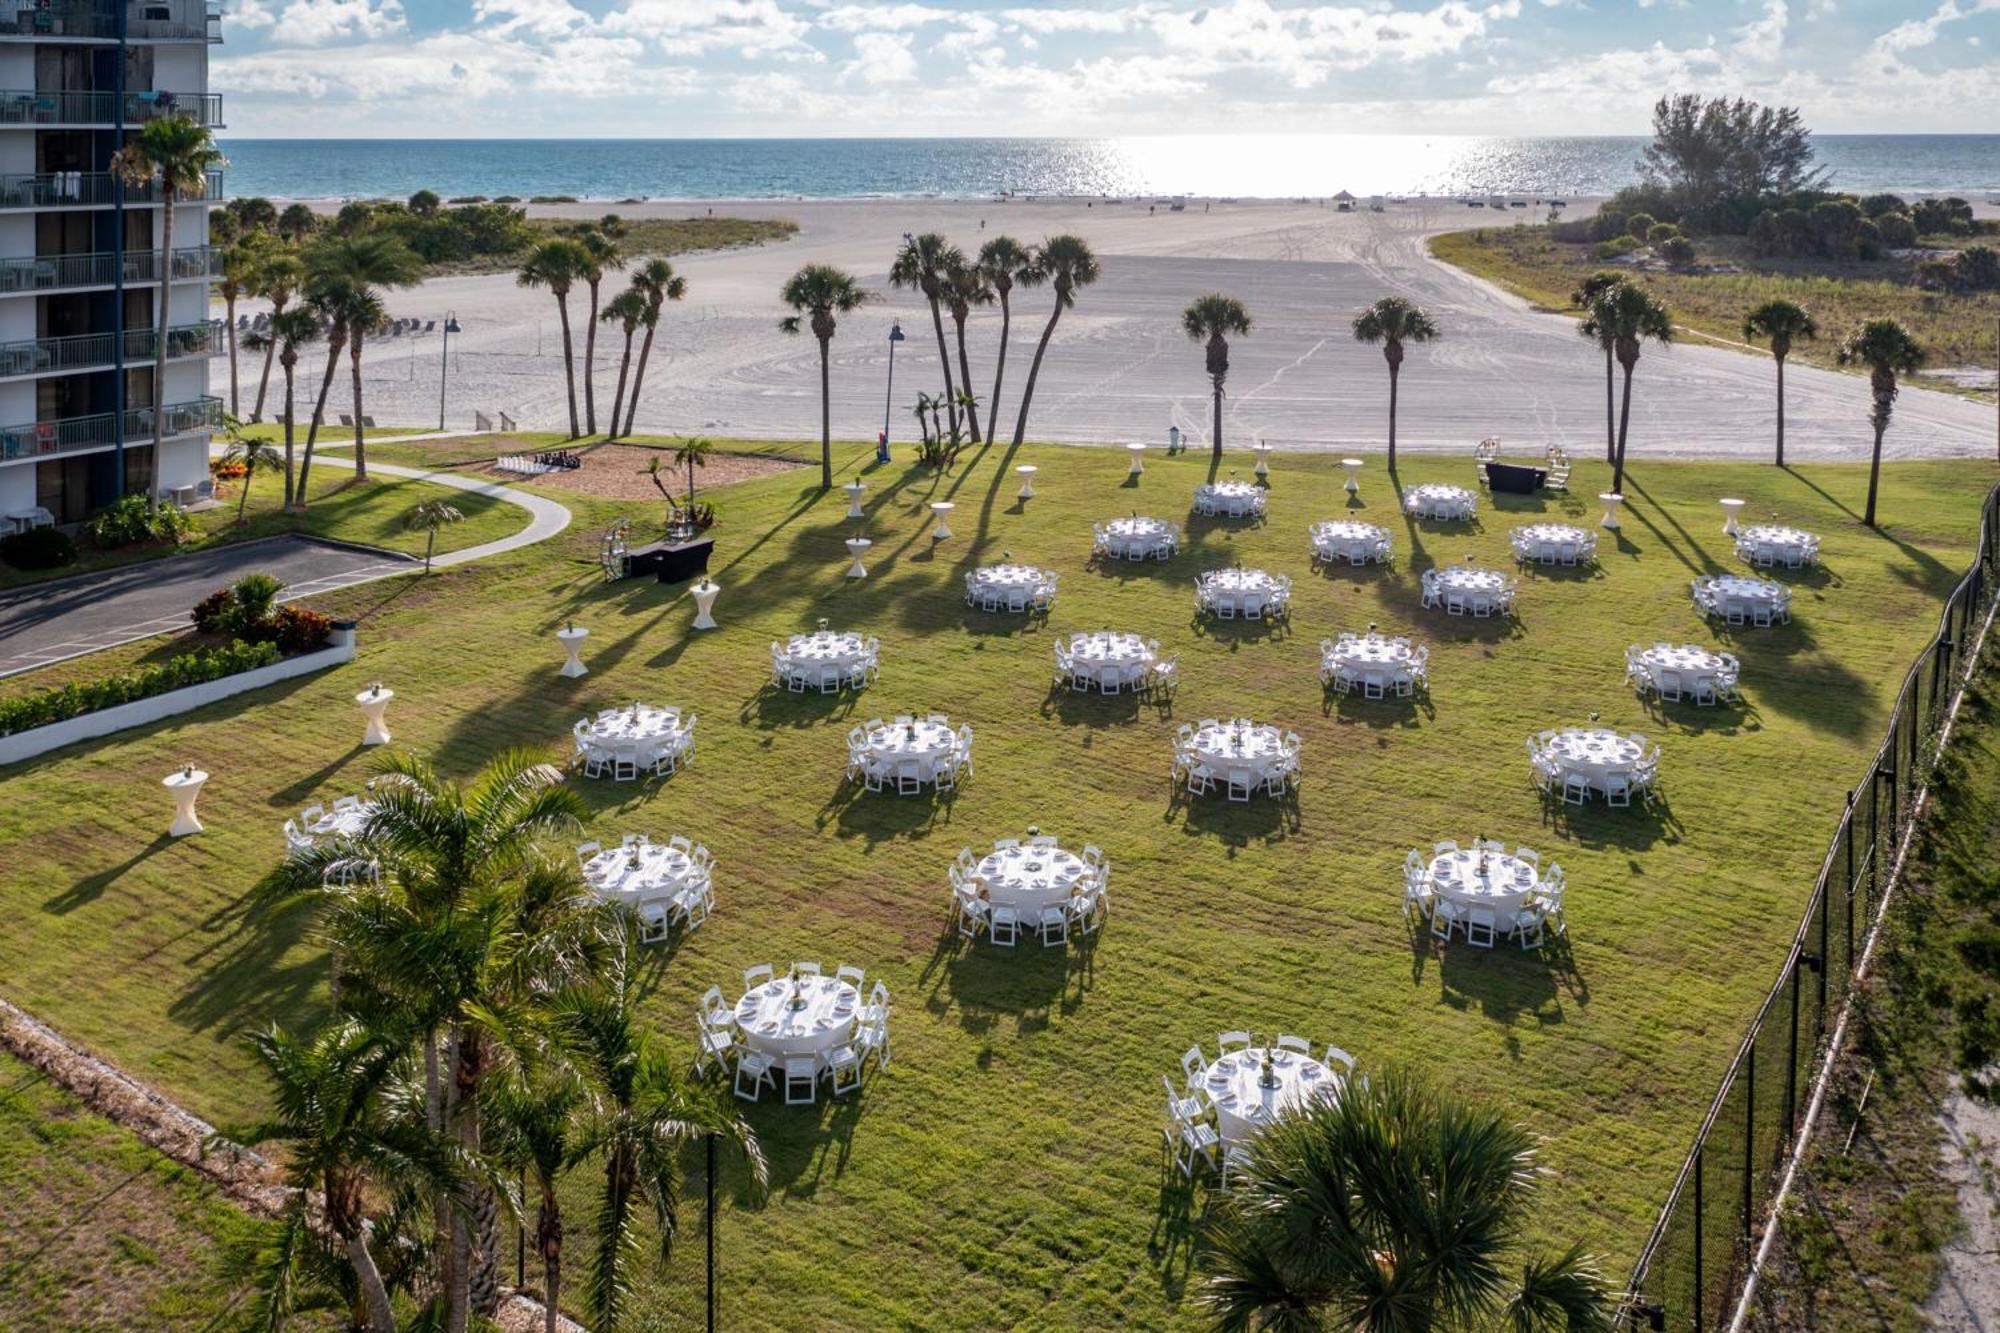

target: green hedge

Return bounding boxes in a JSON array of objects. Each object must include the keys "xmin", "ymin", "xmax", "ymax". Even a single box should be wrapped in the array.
[{"xmin": 0, "ymin": 640, "xmax": 281, "ymax": 736}]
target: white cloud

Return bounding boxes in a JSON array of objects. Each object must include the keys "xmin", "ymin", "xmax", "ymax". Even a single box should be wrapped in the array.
[
  {"xmin": 840, "ymin": 29, "xmax": 920, "ymax": 81},
  {"xmin": 998, "ymin": 6, "xmax": 1140, "ymax": 33},
  {"xmin": 817, "ymin": 3, "xmax": 953, "ymax": 30},
  {"xmin": 231, "ymin": 0, "xmax": 277, "ymax": 30},
  {"xmin": 1733, "ymin": 0, "xmax": 1784, "ymax": 62},
  {"xmin": 605, "ymin": 0, "xmax": 814, "ymax": 56},
  {"xmin": 269, "ymin": 0, "xmax": 405, "ymax": 45}
]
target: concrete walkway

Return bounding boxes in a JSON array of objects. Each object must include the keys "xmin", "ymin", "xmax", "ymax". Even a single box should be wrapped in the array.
[{"xmin": 0, "ymin": 456, "xmax": 570, "ymax": 677}]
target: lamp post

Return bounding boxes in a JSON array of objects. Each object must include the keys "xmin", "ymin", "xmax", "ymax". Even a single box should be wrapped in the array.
[
  {"xmin": 880, "ymin": 321, "xmax": 905, "ymax": 463},
  {"xmin": 437, "ymin": 312, "xmax": 461, "ymax": 430}
]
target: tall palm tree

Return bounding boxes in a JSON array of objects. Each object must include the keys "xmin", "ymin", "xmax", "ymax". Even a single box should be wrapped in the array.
[
  {"xmin": 269, "ymin": 305, "xmax": 320, "ymax": 509},
  {"xmin": 622, "ymin": 258, "xmax": 687, "ymax": 438},
  {"xmin": 1351, "ymin": 296, "xmax": 1441, "ymax": 471},
  {"xmin": 311, "ymin": 232, "xmax": 422, "ymax": 481},
  {"xmin": 484, "ymin": 1068, "xmax": 590, "ymax": 1333},
  {"xmin": 1011, "ymin": 235, "xmax": 1099, "ymax": 447},
  {"xmin": 219, "ymin": 419, "xmax": 282, "ymax": 522},
  {"xmin": 671, "ymin": 435, "xmax": 712, "ymax": 513},
  {"xmin": 1836, "ymin": 318, "xmax": 1926, "ymax": 528},
  {"xmin": 218, "ymin": 238, "xmax": 260, "ymax": 417},
  {"xmin": 1579, "ymin": 283, "xmax": 1673, "ymax": 495},
  {"xmin": 292, "ymin": 280, "xmax": 348, "ymax": 507},
  {"xmin": 943, "ymin": 258, "xmax": 993, "ymax": 443},
  {"xmin": 779, "ymin": 263, "xmax": 868, "ymax": 490},
  {"xmin": 1181, "ymin": 294, "xmax": 1253, "ymax": 460},
  {"xmin": 249, "ymin": 244, "xmax": 305, "ymax": 423},
  {"xmin": 601, "ymin": 287, "xmax": 648, "ymax": 441},
  {"xmin": 223, "ymin": 1019, "xmax": 459, "ymax": 1333},
  {"xmin": 1571, "ymin": 272, "xmax": 1626, "ymax": 464},
  {"xmin": 1742, "ymin": 299, "xmax": 1818, "ymax": 467},
  {"xmin": 1200, "ymin": 1068, "xmax": 1613, "ymax": 1333},
  {"xmin": 559, "ymin": 929, "xmax": 766, "ymax": 1333},
  {"xmin": 109, "ymin": 114, "xmax": 225, "ymax": 507},
  {"xmin": 277, "ymin": 201, "xmax": 318, "ymax": 243},
  {"xmin": 576, "ymin": 227, "xmax": 625, "ymax": 436},
  {"xmin": 405, "ymin": 499, "xmax": 464, "ymax": 570},
  {"xmin": 976, "ymin": 235, "xmax": 1032, "ymax": 444},
  {"xmin": 890, "ymin": 233, "xmax": 966, "ymax": 438},
  {"xmin": 518, "ymin": 238, "xmax": 591, "ymax": 440}
]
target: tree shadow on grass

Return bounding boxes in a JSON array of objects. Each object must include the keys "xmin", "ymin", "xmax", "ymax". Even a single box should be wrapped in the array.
[
  {"xmin": 42, "ymin": 834, "xmax": 176, "ymax": 915},
  {"xmin": 167, "ymin": 886, "xmax": 327, "ymax": 1042},
  {"xmin": 1620, "ymin": 473, "xmax": 1719, "ymax": 576},
  {"xmin": 269, "ymin": 743, "xmax": 371, "ymax": 807}
]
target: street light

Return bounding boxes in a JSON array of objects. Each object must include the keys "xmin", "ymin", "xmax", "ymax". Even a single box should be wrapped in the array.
[
  {"xmin": 438, "ymin": 312, "xmax": 461, "ymax": 430},
  {"xmin": 880, "ymin": 321, "xmax": 905, "ymax": 462}
]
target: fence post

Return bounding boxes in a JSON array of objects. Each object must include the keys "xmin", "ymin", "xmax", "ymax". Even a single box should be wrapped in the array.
[
  {"xmin": 517, "ymin": 1164, "xmax": 526, "ymax": 1289},
  {"xmin": 1784, "ymin": 962, "xmax": 1801, "ymax": 1143},
  {"xmin": 1816, "ymin": 885, "xmax": 1830, "ymax": 1031},
  {"xmin": 1693, "ymin": 1147, "xmax": 1706, "ymax": 1333},
  {"xmin": 706, "ymin": 1132, "xmax": 718, "ymax": 1333},
  {"xmin": 1843, "ymin": 796, "xmax": 1856, "ymax": 965},
  {"xmin": 1742, "ymin": 1044, "xmax": 1755, "ymax": 1238}
]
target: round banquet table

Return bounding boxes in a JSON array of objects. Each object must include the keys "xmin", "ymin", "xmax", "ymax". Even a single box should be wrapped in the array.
[
  {"xmin": 1328, "ymin": 635, "xmax": 1414, "ymax": 684},
  {"xmin": 1698, "ymin": 574, "xmax": 1788, "ymax": 618},
  {"xmin": 970, "ymin": 563, "xmax": 1052, "ymax": 593},
  {"xmin": 973, "ymin": 844, "xmax": 1092, "ymax": 916},
  {"xmin": 862, "ymin": 720, "xmax": 958, "ymax": 770},
  {"xmin": 1427, "ymin": 848, "xmax": 1541, "ymax": 918},
  {"xmin": 1405, "ymin": 484, "xmax": 1476, "ymax": 520},
  {"xmin": 1069, "ymin": 632, "xmax": 1154, "ymax": 689},
  {"xmin": 1512, "ymin": 523, "xmax": 1594, "ymax": 563},
  {"xmin": 784, "ymin": 631, "xmax": 867, "ymax": 687},
  {"xmin": 733, "ymin": 975, "xmax": 860, "ymax": 1061},
  {"xmin": 1312, "ymin": 520, "xmax": 1391, "ymax": 564},
  {"xmin": 1431, "ymin": 566, "xmax": 1508, "ymax": 612},
  {"xmin": 586, "ymin": 706, "xmax": 687, "ymax": 767},
  {"xmin": 1737, "ymin": 524, "xmax": 1817, "ymax": 565},
  {"xmin": 1200, "ymin": 568, "xmax": 1281, "ymax": 616},
  {"xmin": 1194, "ymin": 481, "xmax": 1265, "ymax": 517},
  {"xmin": 1189, "ymin": 722, "xmax": 1287, "ymax": 782},
  {"xmin": 582, "ymin": 843, "xmax": 694, "ymax": 901},
  {"xmin": 1202, "ymin": 1048, "xmax": 1338, "ymax": 1143},
  {"xmin": 307, "ymin": 802, "xmax": 376, "ymax": 841},
  {"xmin": 1544, "ymin": 728, "xmax": 1644, "ymax": 795},
  {"xmin": 1636, "ymin": 644, "xmax": 1728, "ymax": 691},
  {"xmin": 1102, "ymin": 516, "xmax": 1176, "ymax": 559}
]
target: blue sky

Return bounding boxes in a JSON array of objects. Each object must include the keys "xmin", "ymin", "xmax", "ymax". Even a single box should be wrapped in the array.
[{"xmin": 214, "ymin": 0, "xmax": 2000, "ymax": 137}]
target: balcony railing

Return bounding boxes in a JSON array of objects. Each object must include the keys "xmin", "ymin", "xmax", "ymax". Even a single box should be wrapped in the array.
[
  {"xmin": 0, "ymin": 318, "xmax": 220, "ymax": 377},
  {"xmin": 0, "ymin": 394, "xmax": 221, "ymax": 463},
  {"xmin": 0, "ymin": 1, "xmax": 223, "ymax": 41},
  {"xmin": 0, "ymin": 245, "xmax": 220, "ymax": 294},
  {"xmin": 0, "ymin": 89, "xmax": 222, "ymax": 127},
  {"xmin": 0, "ymin": 169, "xmax": 221, "ymax": 209}
]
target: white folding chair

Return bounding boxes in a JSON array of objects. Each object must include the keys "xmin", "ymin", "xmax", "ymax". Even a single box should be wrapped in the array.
[
  {"xmin": 783, "ymin": 1056, "xmax": 818, "ymax": 1105},
  {"xmin": 733, "ymin": 1051, "xmax": 775, "ymax": 1101},
  {"xmin": 694, "ymin": 1025, "xmax": 734, "ymax": 1077},
  {"xmin": 989, "ymin": 905, "xmax": 1019, "ymax": 946},
  {"xmin": 1037, "ymin": 905, "xmax": 1069, "ymax": 947},
  {"xmin": 826, "ymin": 1045, "xmax": 862, "ymax": 1096},
  {"xmin": 743, "ymin": 963, "xmax": 774, "ymax": 992},
  {"xmin": 1275, "ymin": 1034, "xmax": 1311, "ymax": 1056},
  {"xmin": 1465, "ymin": 906, "xmax": 1497, "ymax": 948},
  {"xmin": 1216, "ymin": 1031, "xmax": 1252, "ymax": 1056}
]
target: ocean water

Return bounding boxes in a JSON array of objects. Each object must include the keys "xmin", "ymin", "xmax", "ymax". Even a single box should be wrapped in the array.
[{"xmin": 214, "ymin": 135, "xmax": 2000, "ymax": 203}]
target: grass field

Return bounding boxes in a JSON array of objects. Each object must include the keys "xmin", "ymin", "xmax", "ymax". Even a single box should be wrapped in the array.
[
  {"xmin": 1431, "ymin": 226, "xmax": 2000, "ymax": 396},
  {"xmin": 0, "ymin": 437, "xmax": 1994, "ymax": 1327}
]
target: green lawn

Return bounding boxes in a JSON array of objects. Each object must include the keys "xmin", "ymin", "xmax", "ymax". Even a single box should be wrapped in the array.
[
  {"xmin": 0, "ymin": 439, "xmax": 1992, "ymax": 1327},
  {"xmin": 0, "ymin": 1049, "xmax": 263, "ymax": 1330}
]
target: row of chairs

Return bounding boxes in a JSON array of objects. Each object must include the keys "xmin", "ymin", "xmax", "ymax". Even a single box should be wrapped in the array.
[
  {"xmin": 1509, "ymin": 526, "xmax": 1597, "ymax": 567},
  {"xmin": 1624, "ymin": 645, "xmax": 1741, "ymax": 705},
  {"xmin": 846, "ymin": 719, "xmax": 974, "ymax": 794},
  {"xmin": 282, "ymin": 794, "xmax": 367, "ymax": 854},
  {"xmin": 1192, "ymin": 490, "xmax": 1268, "ymax": 519},
  {"xmin": 1419, "ymin": 568, "xmax": 1518, "ymax": 617},
  {"xmin": 571, "ymin": 714, "xmax": 698, "ymax": 782},
  {"xmin": 1319, "ymin": 636, "xmax": 1429, "ymax": 699},
  {"xmin": 1092, "ymin": 521, "xmax": 1181, "ymax": 561},
  {"xmin": 771, "ymin": 637, "xmax": 881, "ymax": 694},
  {"xmin": 1526, "ymin": 733, "xmax": 1659, "ymax": 807},
  {"xmin": 963, "ymin": 572, "xmax": 1057, "ymax": 614},
  {"xmin": 1194, "ymin": 572, "xmax": 1292, "ymax": 620},
  {"xmin": 950, "ymin": 857, "xmax": 1109, "ymax": 947},
  {"xmin": 695, "ymin": 969, "xmax": 891, "ymax": 1104},
  {"xmin": 1309, "ymin": 530, "xmax": 1394, "ymax": 568},
  {"xmin": 1400, "ymin": 843, "xmax": 1568, "ymax": 949},
  {"xmin": 1736, "ymin": 533, "xmax": 1819, "ymax": 570},
  {"xmin": 1052, "ymin": 636, "xmax": 1176, "ymax": 698},
  {"xmin": 1693, "ymin": 579, "xmax": 1791, "ymax": 627}
]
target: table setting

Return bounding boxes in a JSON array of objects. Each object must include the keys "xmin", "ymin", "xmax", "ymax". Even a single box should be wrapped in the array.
[
  {"xmin": 577, "ymin": 703, "xmax": 693, "ymax": 775},
  {"xmin": 1509, "ymin": 523, "xmax": 1597, "ymax": 566},
  {"xmin": 1309, "ymin": 519, "xmax": 1392, "ymax": 567},
  {"xmin": 1196, "ymin": 568, "xmax": 1290, "ymax": 619},
  {"xmin": 965, "ymin": 562, "xmax": 1058, "ymax": 613},
  {"xmin": 1095, "ymin": 515, "xmax": 1179, "ymax": 561},
  {"xmin": 1421, "ymin": 562, "xmax": 1516, "ymax": 616},
  {"xmin": 1322, "ymin": 631, "xmax": 1425, "ymax": 698},
  {"xmin": 1692, "ymin": 574, "xmax": 1791, "ymax": 626},
  {"xmin": 1183, "ymin": 719, "xmax": 1297, "ymax": 798},
  {"xmin": 776, "ymin": 623, "xmax": 876, "ymax": 692},
  {"xmin": 1627, "ymin": 643, "xmax": 1739, "ymax": 703},
  {"xmin": 1404, "ymin": 483, "xmax": 1477, "ymax": 521},
  {"xmin": 1202, "ymin": 1046, "xmax": 1339, "ymax": 1144},
  {"xmin": 733, "ymin": 972, "xmax": 861, "ymax": 1062},
  {"xmin": 1192, "ymin": 480, "xmax": 1267, "ymax": 519},
  {"xmin": 1735, "ymin": 524, "xmax": 1820, "ymax": 570},
  {"xmin": 1060, "ymin": 631, "xmax": 1157, "ymax": 693}
]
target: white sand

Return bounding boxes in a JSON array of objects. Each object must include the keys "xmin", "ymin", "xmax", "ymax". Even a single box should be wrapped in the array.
[{"xmin": 221, "ymin": 197, "xmax": 1998, "ymax": 459}]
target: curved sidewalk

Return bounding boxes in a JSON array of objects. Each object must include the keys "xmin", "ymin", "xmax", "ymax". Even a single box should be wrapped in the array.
[{"xmin": 310, "ymin": 451, "xmax": 572, "ymax": 568}]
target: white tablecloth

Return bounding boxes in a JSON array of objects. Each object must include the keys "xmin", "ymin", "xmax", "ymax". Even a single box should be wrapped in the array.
[
  {"xmin": 1200, "ymin": 568, "xmax": 1281, "ymax": 616},
  {"xmin": 1543, "ymin": 728, "xmax": 1644, "ymax": 794},
  {"xmin": 1428, "ymin": 849, "xmax": 1540, "ymax": 917},
  {"xmin": 1696, "ymin": 574, "xmax": 1789, "ymax": 620},
  {"xmin": 306, "ymin": 801, "xmax": 375, "ymax": 840},
  {"xmin": 969, "ymin": 564, "xmax": 1056, "ymax": 606},
  {"xmin": 1511, "ymin": 523, "xmax": 1594, "ymax": 563},
  {"xmin": 1189, "ymin": 722, "xmax": 1288, "ymax": 782},
  {"xmin": 1737, "ymin": 525, "xmax": 1818, "ymax": 567},
  {"xmin": 1328, "ymin": 635, "xmax": 1414, "ymax": 686},
  {"xmin": 1068, "ymin": 632, "xmax": 1154, "ymax": 689},
  {"xmin": 1311, "ymin": 520, "xmax": 1391, "ymax": 564},
  {"xmin": 783, "ymin": 631, "xmax": 867, "ymax": 687},
  {"xmin": 1202, "ymin": 1048, "xmax": 1337, "ymax": 1143},
  {"xmin": 1430, "ymin": 566, "xmax": 1510, "ymax": 614},
  {"xmin": 1102, "ymin": 517, "xmax": 1176, "ymax": 559},
  {"xmin": 862, "ymin": 720, "xmax": 958, "ymax": 770},
  {"xmin": 733, "ymin": 976, "xmax": 860, "ymax": 1061},
  {"xmin": 586, "ymin": 706, "xmax": 688, "ymax": 768},
  {"xmin": 582, "ymin": 844, "xmax": 693, "ymax": 900},
  {"xmin": 1405, "ymin": 484, "xmax": 1476, "ymax": 520},
  {"xmin": 973, "ymin": 845, "xmax": 1091, "ymax": 915},
  {"xmin": 1194, "ymin": 481, "xmax": 1266, "ymax": 518},
  {"xmin": 1636, "ymin": 644, "xmax": 1728, "ymax": 692}
]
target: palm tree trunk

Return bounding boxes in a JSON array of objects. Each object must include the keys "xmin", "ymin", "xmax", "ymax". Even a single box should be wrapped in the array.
[
  {"xmin": 343, "ymin": 1230, "xmax": 398, "ymax": 1333},
  {"xmin": 1387, "ymin": 361, "xmax": 1401, "ymax": 469},
  {"xmin": 608, "ymin": 328, "xmax": 634, "ymax": 442},
  {"xmin": 1864, "ymin": 414, "xmax": 1887, "ymax": 527},
  {"xmin": 1210, "ymin": 377, "xmax": 1223, "ymax": 460},
  {"xmin": 1603, "ymin": 348, "xmax": 1615, "ymax": 465},
  {"xmin": 295, "ymin": 327, "xmax": 346, "ymax": 508},
  {"xmin": 470, "ymin": 1186, "xmax": 501, "ymax": 1319},
  {"xmin": 349, "ymin": 331, "xmax": 368, "ymax": 481},
  {"xmin": 1011, "ymin": 300, "xmax": 1065, "ymax": 447},
  {"xmin": 1774, "ymin": 355, "xmax": 1786, "ymax": 467},
  {"xmin": 818, "ymin": 337, "xmax": 833, "ymax": 490},
  {"xmin": 225, "ymin": 290, "xmax": 239, "ymax": 417},
  {"xmin": 538, "ymin": 1189, "xmax": 562, "ymax": 1333},
  {"xmin": 148, "ymin": 193, "xmax": 173, "ymax": 511},
  {"xmin": 928, "ymin": 297, "xmax": 958, "ymax": 437},
  {"xmin": 583, "ymin": 278, "xmax": 600, "ymax": 436},
  {"xmin": 1611, "ymin": 362, "xmax": 1636, "ymax": 494},
  {"xmin": 623, "ymin": 310, "xmax": 658, "ymax": 438},
  {"xmin": 235, "ymin": 463, "xmax": 252, "ymax": 521},
  {"xmin": 251, "ymin": 294, "xmax": 283, "ymax": 421},
  {"xmin": 555, "ymin": 294, "xmax": 579, "ymax": 439},
  {"xmin": 952, "ymin": 313, "xmax": 981, "ymax": 443},
  {"xmin": 986, "ymin": 292, "xmax": 1011, "ymax": 443},
  {"xmin": 280, "ymin": 359, "xmax": 296, "ymax": 508}
]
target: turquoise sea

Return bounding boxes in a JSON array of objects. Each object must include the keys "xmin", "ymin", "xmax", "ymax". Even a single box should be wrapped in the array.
[{"xmin": 216, "ymin": 134, "xmax": 2000, "ymax": 203}]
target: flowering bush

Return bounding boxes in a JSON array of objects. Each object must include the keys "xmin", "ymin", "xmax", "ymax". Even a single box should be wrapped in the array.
[{"xmin": 0, "ymin": 640, "xmax": 280, "ymax": 736}]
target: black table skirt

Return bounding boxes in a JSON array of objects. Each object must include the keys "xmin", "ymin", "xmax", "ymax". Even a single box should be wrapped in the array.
[
  {"xmin": 1486, "ymin": 463, "xmax": 1547, "ymax": 495},
  {"xmin": 624, "ymin": 539, "xmax": 714, "ymax": 584}
]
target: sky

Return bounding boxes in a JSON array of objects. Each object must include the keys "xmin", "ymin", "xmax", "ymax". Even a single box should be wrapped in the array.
[{"xmin": 213, "ymin": 0, "xmax": 2000, "ymax": 138}]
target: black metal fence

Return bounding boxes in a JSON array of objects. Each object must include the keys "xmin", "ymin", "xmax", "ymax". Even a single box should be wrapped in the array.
[{"xmin": 1621, "ymin": 481, "xmax": 2000, "ymax": 1331}]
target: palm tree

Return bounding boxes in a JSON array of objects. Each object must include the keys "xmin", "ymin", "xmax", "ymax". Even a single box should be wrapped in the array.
[
  {"xmin": 223, "ymin": 1019, "xmax": 458, "ymax": 1333},
  {"xmin": 1579, "ymin": 283, "xmax": 1673, "ymax": 495},
  {"xmin": 269, "ymin": 306, "xmax": 320, "ymax": 510},
  {"xmin": 976, "ymin": 235, "xmax": 1032, "ymax": 443},
  {"xmin": 601, "ymin": 288, "xmax": 648, "ymax": 441},
  {"xmin": 219, "ymin": 419, "xmax": 283, "ymax": 522},
  {"xmin": 109, "ymin": 114, "xmax": 225, "ymax": 507},
  {"xmin": 218, "ymin": 239, "xmax": 260, "ymax": 417},
  {"xmin": 406, "ymin": 499, "xmax": 465, "ymax": 570},
  {"xmin": 576, "ymin": 227, "xmax": 625, "ymax": 436},
  {"xmin": 249, "ymin": 245, "xmax": 305, "ymax": 423},
  {"xmin": 1181, "ymin": 294, "xmax": 1253, "ymax": 460},
  {"xmin": 1742, "ymin": 300, "xmax": 1819, "ymax": 467},
  {"xmin": 518, "ymin": 238, "xmax": 591, "ymax": 439},
  {"xmin": 671, "ymin": 435, "xmax": 712, "ymax": 513},
  {"xmin": 278, "ymin": 201, "xmax": 318, "ymax": 243},
  {"xmin": 559, "ymin": 929, "xmax": 766, "ymax": 1333},
  {"xmin": 484, "ymin": 1068, "xmax": 589, "ymax": 1333},
  {"xmin": 311, "ymin": 232, "xmax": 422, "ymax": 481},
  {"xmin": 943, "ymin": 258, "xmax": 993, "ymax": 443},
  {"xmin": 293, "ymin": 279, "xmax": 349, "ymax": 507},
  {"xmin": 1836, "ymin": 318, "xmax": 1926, "ymax": 528},
  {"xmin": 890, "ymin": 233, "xmax": 966, "ymax": 438},
  {"xmin": 621, "ymin": 258, "xmax": 687, "ymax": 438},
  {"xmin": 1200, "ymin": 1067, "xmax": 1614, "ymax": 1333},
  {"xmin": 1351, "ymin": 296, "xmax": 1441, "ymax": 470},
  {"xmin": 779, "ymin": 263, "xmax": 868, "ymax": 490},
  {"xmin": 1011, "ymin": 235, "xmax": 1100, "ymax": 447},
  {"xmin": 1571, "ymin": 272, "xmax": 1626, "ymax": 464}
]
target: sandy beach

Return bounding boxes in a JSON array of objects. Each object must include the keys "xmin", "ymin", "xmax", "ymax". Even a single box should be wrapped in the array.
[{"xmin": 224, "ymin": 196, "xmax": 1999, "ymax": 460}]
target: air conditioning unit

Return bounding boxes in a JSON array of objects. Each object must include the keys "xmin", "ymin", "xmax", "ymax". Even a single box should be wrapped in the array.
[{"xmin": 143, "ymin": 5, "xmax": 171, "ymax": 19}]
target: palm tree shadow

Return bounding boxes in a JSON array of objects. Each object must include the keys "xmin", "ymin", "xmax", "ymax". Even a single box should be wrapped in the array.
[{"xmin": 43, "ymin": 835, "xmax": 175, "ymax": 914}]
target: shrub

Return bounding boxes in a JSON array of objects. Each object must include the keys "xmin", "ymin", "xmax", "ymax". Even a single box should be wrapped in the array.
[
  {"xmin": 1956, "ymin": 245, "xmax": 2000, "ymax": 291},
  {"xmin": 1913, "ymin": 197, "xmax": 1975, "ymax": 236},
  {"xmin": 190, "ymin": 587, "xmax": 232, "ymax": 634},
  {"xmin": 1659, "ymin": 236, "xmax": 1697, "ymax": 266},
  {"xmin": 1587, "ymin": 209, "xmax": 1627, "ymax": 243},
  {"xmin": 0, "ymin": 640, "xmax": 280, "ymax": 736},
  {"xmin": 1854, "ymin": 218, "xmax": 1883, "ymax": 261},
  {"xmin": 1874, "ymin": 212, "xmax": 1918, "ymax": 250},
  {"xmin": 1810, "ymin": 198, "xmax": 1865, "ymax": 257},
  {"xmin": 1624, "ymin": 212, "xmax": 1656, "ymax": 241},
  {"xmin": 529, "ymin": 195, "xmax": 579, "ymax": 204},
  {"xmin": 0, "ymin": 525, "xmax": 76, "ymax": 570},
  {"xmin": 227, "ymin": 572, "xmax": 284, "ymax": 627},
  {"xmin": 83, "ymin": 494, "xmax": 192, "ymax": 549},
  {"xmin": 1861, "ymin": 193, "xmax": 1907, "ymax": 218},
  {"xmin": 1646, "ymin": 223, "xmax": 1681, "ymax": 246},
  {"xmin": 210, "ymin": 456, "xmax": 248, "ymax": 480},
  {"xmin": 1591, "ymin": 236, "xmax": 1638, "ymax": 261},
  {"xmin": 263, "ymin": 604, "xmax": 333, "ymax": 654},
  {"xmin": 189, "ymin": 572, "xmax": 290, "ymax": 639}
]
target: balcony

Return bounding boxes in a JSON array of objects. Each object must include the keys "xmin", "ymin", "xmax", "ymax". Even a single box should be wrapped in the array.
[
  {"xmin": 0, "ymin": 394, "xmax": 221, "ymax": 463},
  {"xmin": 0, "ymin": 318, "xmax": 220, "ymax": 379},
  {"xmin": 0, "ymin": 169, "xmax": 222, "ymax": 210},
  {"xmin": 0, "ymin": 89, "xmax": 222, "ymax": 128},
  {"xmin": 0, "ymin": 245, "xmax": 220, "ymax": 295},
  {"xmin": 0, "ymin": 0, "xmax": 222, "ymax": 42}
]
